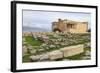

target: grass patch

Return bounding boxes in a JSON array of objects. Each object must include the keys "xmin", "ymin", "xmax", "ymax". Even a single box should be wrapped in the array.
[
  {"xmin": 24, "ymin": 36, "xmax": 43, "ymax": 46},
  {"xmin": 22, "ymin": 54, "xmax": 31, "ymax": 63}
]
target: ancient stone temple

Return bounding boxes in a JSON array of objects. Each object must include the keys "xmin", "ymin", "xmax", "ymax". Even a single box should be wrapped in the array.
[{"xmin": 52, "ymin": 19, "xmax": 88, "ymax": 33}]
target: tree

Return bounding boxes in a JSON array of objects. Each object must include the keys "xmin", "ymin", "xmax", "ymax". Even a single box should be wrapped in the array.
[{"xmin": 88, "ymin": 29, "xmax": 91, "ymax": 32}]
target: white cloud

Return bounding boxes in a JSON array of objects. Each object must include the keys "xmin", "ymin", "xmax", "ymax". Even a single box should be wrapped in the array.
[{"xmin": 23, "ymin": 10, "xmax": 91, "ymax": 30}]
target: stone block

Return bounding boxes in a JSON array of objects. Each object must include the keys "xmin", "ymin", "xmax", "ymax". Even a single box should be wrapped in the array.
[{"xmin": 60, "ymin": 44, "xmax": 84, "ymax": 57}]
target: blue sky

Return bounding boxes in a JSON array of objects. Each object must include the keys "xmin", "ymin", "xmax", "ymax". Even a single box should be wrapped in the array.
[{"xmin": 23, "ymin": 10, "xmax": 91, "ymax": 31}]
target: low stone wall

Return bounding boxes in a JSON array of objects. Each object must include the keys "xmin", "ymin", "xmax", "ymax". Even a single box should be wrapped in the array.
[
  {"xmin": 23, "ymin": 32, "xmax": 55, "ymax": 36},
  {"xmin": 23, "ymin": 32, "xmax": 32, "ymax": 36},
  {"xmin": 30, "ymin": 44, "xmax": 84, "ymax": 61}
]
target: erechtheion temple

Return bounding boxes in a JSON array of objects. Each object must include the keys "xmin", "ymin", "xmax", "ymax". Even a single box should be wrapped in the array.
[{"xmin": 52, "ymin": 19, "xmax": 88, "ymax": 33}]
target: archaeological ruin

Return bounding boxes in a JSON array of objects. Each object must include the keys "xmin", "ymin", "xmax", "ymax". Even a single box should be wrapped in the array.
[{"xmin": 52, "ymin": 19, "xmax": 88, "ymax": 33}]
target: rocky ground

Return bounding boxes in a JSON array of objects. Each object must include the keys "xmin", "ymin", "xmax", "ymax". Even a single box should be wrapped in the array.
[{"xmin": 22, "ymin": 32, "xmax": 91, "ymax": 62}]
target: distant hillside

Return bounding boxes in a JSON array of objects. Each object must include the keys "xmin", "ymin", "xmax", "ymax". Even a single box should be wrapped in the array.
[{"xmin": 23, "ymin": 26, "xmax": 51, "ymax": 32}]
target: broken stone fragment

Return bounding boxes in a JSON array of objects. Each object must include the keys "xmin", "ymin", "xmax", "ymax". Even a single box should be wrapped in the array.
[
  {"xmin": 84, "ymin": 43, "xmax": 91, "ymax": 48},
  {"xmin": 22, "ymin": 46, "xmax": 28, "ymax": 56},
  {"xmin": 28, "ymin": 46, "xmax": 33, "ymax": 50},
  {"xmin": 39, "ymin": 54, "xmax": 49, "ymax": 61},
  {"xmin": 85, "ymin": 50, "xmax": 91, "ymax": 56},
  {"xmin": 49, "ymin": 50, "xmax": 63, "ymax": 60},
  {"xmin": 82, "ymin": 56, "xmax": 91, "ymax": 60},
  {"xmin": 30, "ymin": 49, "xmax": 37, "ymax": 54},
  {"xmin": 37, "ymin": 48, "xmax": 45, "ymax": 53},
  {"xmin": 49, "ymin": 45, "xmax": 56, "ymax": 48},
  {"xmin": 30, "ymin": 55, "xmax": 40, "ymax": 62}
]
